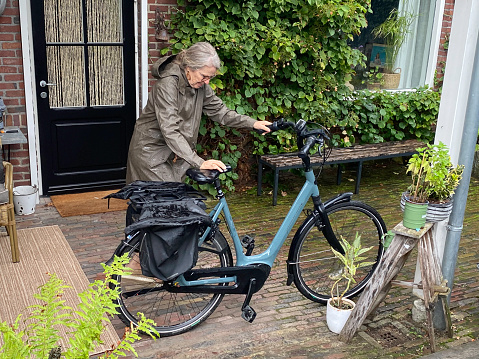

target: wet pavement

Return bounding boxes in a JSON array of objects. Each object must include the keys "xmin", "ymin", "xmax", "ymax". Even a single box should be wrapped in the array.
[{"xmin": 13, "ymin": 159, "xmax": 479, "ymax": 358}]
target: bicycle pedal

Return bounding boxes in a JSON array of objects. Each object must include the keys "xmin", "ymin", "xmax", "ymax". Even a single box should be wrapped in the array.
[{"xmin": 241, "ymin": 305, "xmax": 257, "ymax": 323}]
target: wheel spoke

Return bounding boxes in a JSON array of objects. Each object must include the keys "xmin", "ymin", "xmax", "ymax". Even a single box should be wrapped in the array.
[
  {"xmin": 292, "ymin": 202, "xmax": 385, "ymax": 304},
  {"xmin": 112, "ymin": 231, "xmax": 232, "ymax": 336}
]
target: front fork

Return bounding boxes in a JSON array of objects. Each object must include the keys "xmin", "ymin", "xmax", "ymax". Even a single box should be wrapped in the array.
[
  {"xmin": 311, "ymin": 194, "xmax": 345, "ymax": 255},
  {"xmin": 285, "ymin": 192, "xmax": 353, "ymax": 286}
]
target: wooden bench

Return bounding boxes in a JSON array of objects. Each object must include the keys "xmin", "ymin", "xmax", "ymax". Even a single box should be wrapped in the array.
[{"xmin": 257, "ymin": 139, "xmax": 424, "ymax": 205}]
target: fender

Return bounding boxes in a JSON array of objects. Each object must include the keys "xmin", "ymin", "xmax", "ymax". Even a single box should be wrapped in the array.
[
  {"xmin": 285, "ymin": 192, "xmax": 353, "ymax": 285},
  {"xmin": 323, "ymin": 192, "xmax": 353, "ymax": 209},
  {"xmin": 105, "ymin": 231, "xmax": 143, "ymax": 266}
]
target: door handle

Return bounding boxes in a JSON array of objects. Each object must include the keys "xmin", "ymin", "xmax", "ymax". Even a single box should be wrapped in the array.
[{"xmin": 39, "ymin": 80, "xmax": 56, "ymax": 87}]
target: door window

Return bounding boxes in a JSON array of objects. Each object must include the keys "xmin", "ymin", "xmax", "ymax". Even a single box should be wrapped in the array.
[{"xmin": 43, "ymin": 0, "xmax": 124, "ymax": 108}]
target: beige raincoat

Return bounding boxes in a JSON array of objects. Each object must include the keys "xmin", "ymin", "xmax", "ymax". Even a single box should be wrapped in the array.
[{"xmin": 126, "ymin": 55, "xmax": 256, "ymax": 183}]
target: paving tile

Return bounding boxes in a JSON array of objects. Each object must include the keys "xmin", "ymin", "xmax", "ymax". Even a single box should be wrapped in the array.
[{"xmin": 12, "ymin": 160, "xmax": 479, "ymax": 358}]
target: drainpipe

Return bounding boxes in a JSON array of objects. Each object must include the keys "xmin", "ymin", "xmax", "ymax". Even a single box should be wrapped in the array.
[
  {"xmin": 434, "ymin": 31, "xmax": 479, "ymax": 330},
  {"xmin": 0, "ymin": 0, "xmax": 6, "ymax": 16}
]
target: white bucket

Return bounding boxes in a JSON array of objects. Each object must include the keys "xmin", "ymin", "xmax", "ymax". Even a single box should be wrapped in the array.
[{"xmin": 13, "ymin": 185, "xmax": 38, "ymax": 215}]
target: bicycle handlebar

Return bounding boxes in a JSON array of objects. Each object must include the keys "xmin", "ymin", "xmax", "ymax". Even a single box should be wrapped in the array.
[{"xmin": 260, "ymin": 118, "xmax": 329, "ymax": 159}]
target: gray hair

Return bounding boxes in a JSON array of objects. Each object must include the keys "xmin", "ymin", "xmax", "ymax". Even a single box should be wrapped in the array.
[{"xmin": 173, "ymin": 42, "xmax": 221, "ymax": 70}]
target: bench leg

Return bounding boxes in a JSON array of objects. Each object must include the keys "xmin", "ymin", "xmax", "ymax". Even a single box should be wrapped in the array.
[
  {"xmin": 355, "ymin": 161, "xmax": 363, "ymax": 194},
  {"xmin": 273, "ymin": 168, "xmax": 279, "ymax": 206},
  {"xmin": 336, "ymin": 164, "xmax": 342, "ymax": 185},
  {"xmin": 257, "ymin": 162, "xmax": 263, "ymax": 196}
]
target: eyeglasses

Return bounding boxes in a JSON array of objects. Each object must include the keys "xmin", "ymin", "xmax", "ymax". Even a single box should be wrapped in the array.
[{"xmin": 199, "ymin": 72, "xmax": 216, "ymax": 81}]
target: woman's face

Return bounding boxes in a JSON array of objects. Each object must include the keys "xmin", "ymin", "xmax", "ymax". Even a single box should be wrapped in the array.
[{"xmin": 186, "ymin": 66, "xmax": 217, "ymax": 89}]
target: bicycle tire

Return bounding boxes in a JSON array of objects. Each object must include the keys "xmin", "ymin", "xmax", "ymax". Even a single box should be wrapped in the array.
[
  {"xmin": 290, "ymin": 201, "xmax": 386, "ymax": 304},
  {"xmin": 111, "ymin": 230, "xmax": 233, "ymax": 337}
]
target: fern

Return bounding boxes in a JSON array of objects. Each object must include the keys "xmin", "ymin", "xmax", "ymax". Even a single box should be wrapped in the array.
[
  {"xmin": 0, "ymin": 255, "xmax": 158, "ymax": 358},
  {"xmin": 0, "ymin": 317, "xmax": 30, "ymax": 358},
  {"xmin": 27, "ymin": 274, "xmax": 72, "ymax": 358}
]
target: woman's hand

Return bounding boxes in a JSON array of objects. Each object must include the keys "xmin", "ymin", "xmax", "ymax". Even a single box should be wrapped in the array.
[
  {"xmin": 200, "ymin": 159, "xmax": 227, "ymax": 172},
  {"xmin": 253, "ymin": 120, "xmax": 272, "ymax": 133}
]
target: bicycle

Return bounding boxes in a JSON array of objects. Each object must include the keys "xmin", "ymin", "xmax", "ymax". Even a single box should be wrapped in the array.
[{"xmin": 106, "ymin": 118, "xmax": 387, "ymax": 337}]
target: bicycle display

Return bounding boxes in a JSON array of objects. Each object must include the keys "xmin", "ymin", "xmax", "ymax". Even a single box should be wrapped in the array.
[{"xmin": 106, "ymin": 119, "xmax": 387, "ymax": 336}]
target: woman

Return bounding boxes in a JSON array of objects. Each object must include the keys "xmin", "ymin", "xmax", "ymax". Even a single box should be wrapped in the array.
[{"xmin": 126, "ymin": 42, "xmax": 271, "ymax": 183}]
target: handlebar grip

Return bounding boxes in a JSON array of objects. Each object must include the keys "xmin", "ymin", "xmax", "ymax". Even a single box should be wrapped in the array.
[
  {"xmin": 254, "ymin": 118, "xmax": 285, "ymax": 134},
  {"xmin": 298, "ymin": 136, "xmax": 316, "ymax": 159},
  {"xmin": 266, "ymin": 122, "xmax": 280, "ymax": 132}
]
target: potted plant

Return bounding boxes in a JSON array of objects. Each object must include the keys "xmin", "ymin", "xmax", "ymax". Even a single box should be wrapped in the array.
[
  {"xmin": 401, "ymin": 142, "xmax": 464, "ymax": 228},
  {"xmin": 326, "ymin": 233, "xmax": 374, "ymax": 334},
  {"xmin": 371, "ymin": 7, "xmax": 416, "ymax": 89},
  {"xmin": 363, "ymin": 67, "xmax": 384, "ymax": 90}
]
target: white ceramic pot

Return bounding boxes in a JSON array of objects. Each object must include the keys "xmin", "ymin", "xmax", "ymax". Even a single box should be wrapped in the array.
[{"xmin": 326, "ymin": 297, "xmax": 355, "ymax": 334}]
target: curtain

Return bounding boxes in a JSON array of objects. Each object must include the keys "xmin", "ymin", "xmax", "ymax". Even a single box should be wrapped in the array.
[{"xmin": 396, "ymin": 0, "xmax": 436, "ymax": 89}]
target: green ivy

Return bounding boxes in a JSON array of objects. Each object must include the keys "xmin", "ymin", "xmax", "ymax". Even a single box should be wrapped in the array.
[
  {"xmin": 164, "ymin": 1, "xmax": 438, "ymax": 191},
  {"xmin": 324, "ymin": 87, "xmax": 439, "ymax": 147},
  {"xmin": 165, "ymin": 0, "xmax": 371, "ymax": 191}
]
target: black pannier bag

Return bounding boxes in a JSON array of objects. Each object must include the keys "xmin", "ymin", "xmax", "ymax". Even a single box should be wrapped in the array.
[{"xmin": 106, "ymin": 181, "xmax": 211, "ymax": 281}]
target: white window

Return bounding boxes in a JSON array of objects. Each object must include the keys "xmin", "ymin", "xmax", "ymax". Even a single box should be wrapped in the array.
[{"xmin": 351, "ymin": 0, "xmax": 441, "ymax": 90}]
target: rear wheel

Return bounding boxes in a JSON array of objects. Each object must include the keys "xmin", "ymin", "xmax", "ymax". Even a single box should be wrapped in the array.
[
  {"xmin": 290, "ymin": 201, "xmax": 386, "ymax": 304},
  {"xmin": 111, "ymin": 230, "xmax": 233, "ymax": 336}
]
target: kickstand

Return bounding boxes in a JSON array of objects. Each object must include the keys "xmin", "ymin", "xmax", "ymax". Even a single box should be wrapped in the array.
[{"xmin": 241, "ymin": 278, "xmax": 257, "ymax": 323}]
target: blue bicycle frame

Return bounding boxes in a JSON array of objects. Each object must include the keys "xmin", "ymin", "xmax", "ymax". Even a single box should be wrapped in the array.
[{"xmin": 175, "ymin": 169, "xmax": 319, "ymax": 287}]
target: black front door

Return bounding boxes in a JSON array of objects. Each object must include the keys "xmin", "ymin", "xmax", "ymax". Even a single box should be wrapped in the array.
[{"xmin": 31, "ymin": 0, "xmax": 136, "ymax": 194}]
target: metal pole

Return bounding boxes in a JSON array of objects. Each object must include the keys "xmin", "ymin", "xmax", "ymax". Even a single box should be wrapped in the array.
[{"xmin": 434, "ymin": 31, "xmax": 479, "ymax": 330}]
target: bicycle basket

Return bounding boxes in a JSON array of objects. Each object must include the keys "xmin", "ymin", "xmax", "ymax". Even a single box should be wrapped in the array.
[{"xmin": 105, "ymin": 180, "xmax": 205, "ymax": 204}]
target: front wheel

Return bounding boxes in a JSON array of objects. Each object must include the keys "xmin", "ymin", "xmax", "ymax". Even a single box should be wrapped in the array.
[
  {"xmin": 290, "ymin": 201, "xmax": 386, "ymax": 304},
  {"xmin": 111, "ymin": 230, "xmax": 233, "ymax": 337}
]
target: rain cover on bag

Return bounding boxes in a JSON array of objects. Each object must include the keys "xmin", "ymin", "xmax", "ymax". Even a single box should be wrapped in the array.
[{"xmin": 107, "ymin": 181, "xmax": 211, "ymax": 281}]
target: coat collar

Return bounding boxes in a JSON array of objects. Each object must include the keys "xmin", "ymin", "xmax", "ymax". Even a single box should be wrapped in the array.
[{"xmin": 151, "ymin": 55, "xmax": 188, "ymax": 95}]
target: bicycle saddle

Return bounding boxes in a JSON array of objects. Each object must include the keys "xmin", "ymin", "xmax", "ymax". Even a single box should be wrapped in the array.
[{"xmin": 186, "ymin": 165, "xmax": 232, "ymax": 184}]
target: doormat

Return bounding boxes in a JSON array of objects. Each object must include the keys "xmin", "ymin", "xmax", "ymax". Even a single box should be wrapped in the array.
[
  {"xmin": 50, "ymin": 189, "xmax": 128, "ymax": 217},
  {"xmin": 0, "ymin": 225, "xmax": 120, "ymax": 355}
]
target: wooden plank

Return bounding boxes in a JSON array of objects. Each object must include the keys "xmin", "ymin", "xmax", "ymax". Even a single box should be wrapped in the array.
[
  {"xmin": 339, "ymin": 234, "xmax": 418, "ymax": 342},
  {"xmin": 367, "ymin": 252, "xmax": 412, "ymax": 317},
  {"xmin": 418, "ymin": 230, "xmax": 437, "ymax": 352},
  {"xmin": 260, "ymin": 139, "xmax": 424, "ymax": 167},
  {"xmin": 340, "ymin": 222, "xmax": 449, "ymax": 353}
]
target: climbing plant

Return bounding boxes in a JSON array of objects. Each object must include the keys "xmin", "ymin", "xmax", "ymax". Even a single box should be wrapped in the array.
[
  {"xmin": 165, "ymin": 0, "xmax": 371, "ymax": 191},
  {"xmin": 324, "ymin": 86, "xmax": 439, "ymax": 147}
]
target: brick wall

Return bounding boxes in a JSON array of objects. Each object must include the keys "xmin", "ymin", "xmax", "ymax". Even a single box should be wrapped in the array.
[
  {"xmin": 146, "ymin": 0, "xmax": 177, "ymax": 91},
  {"xmin": 435, "ymin": 0, "xmax": 455, "ymax": 87},
  {"xmin": 0, "ymin": 0, "xmax": 30, "ymax": 186}
]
